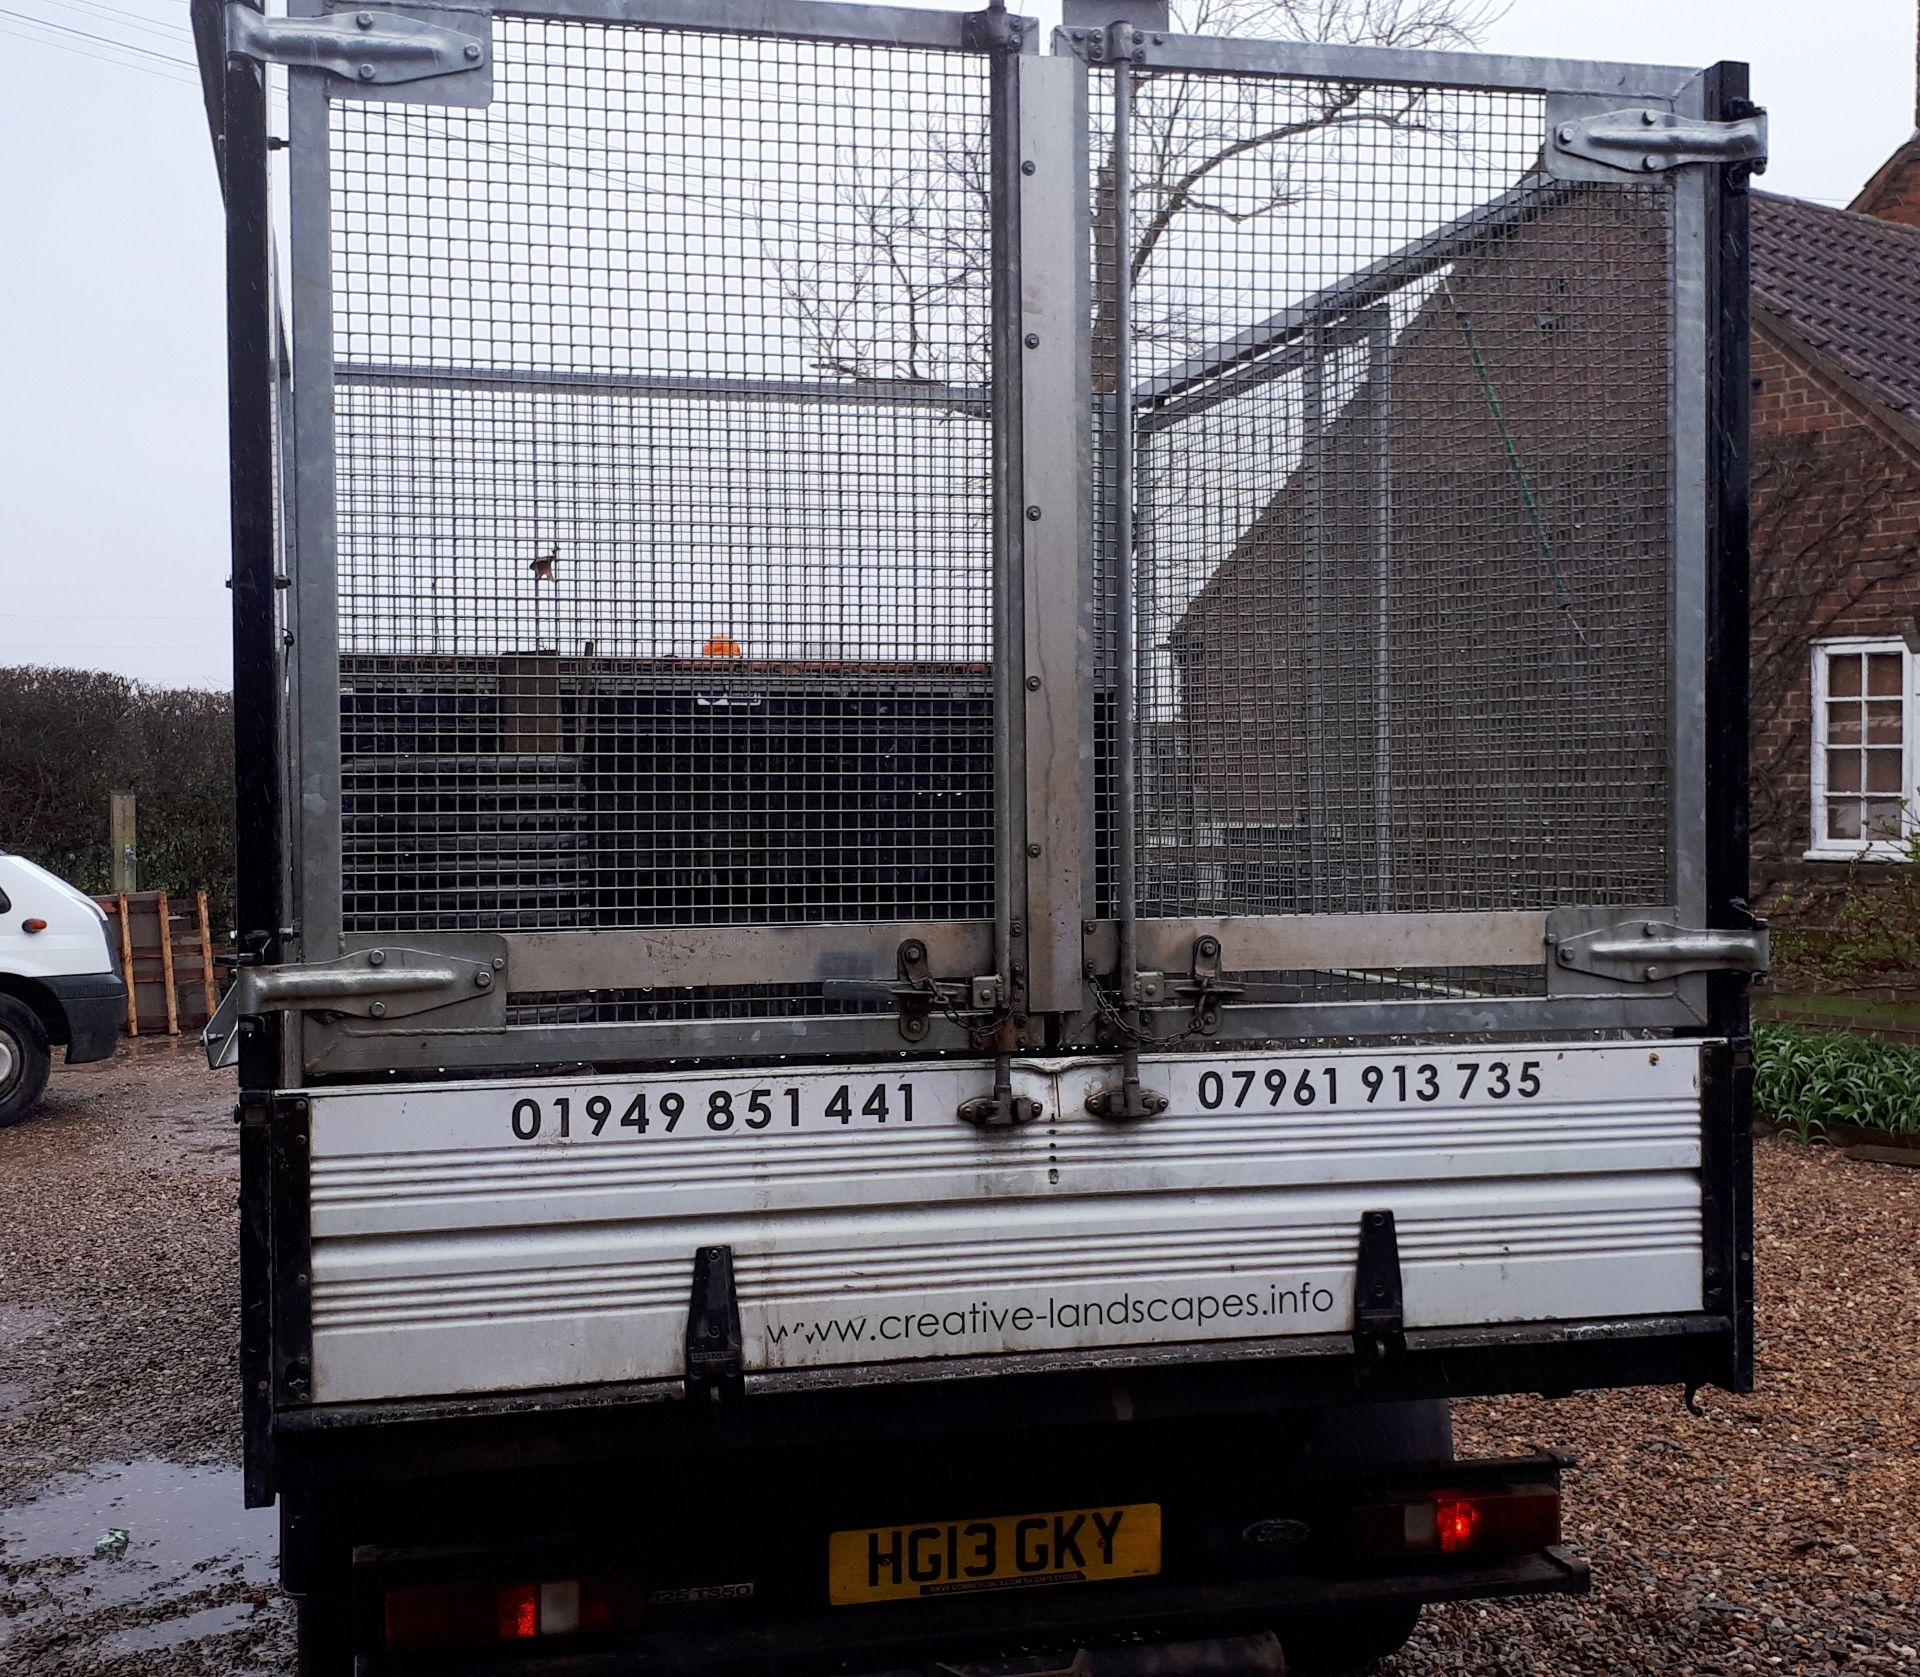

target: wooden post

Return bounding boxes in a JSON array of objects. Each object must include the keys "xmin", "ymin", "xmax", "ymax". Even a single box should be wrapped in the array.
[
  {"xmin": 196, "ymin": 890, "xmax": 217, "ymax": 1020},
  {"xmin": 109, "ymin": 791, "xmax": 137, "ymax": 894},
  {"xmin": 115, "ymin": 891, "xmax": 138, "ymax": 1037},
  {"xmin": 156, "ymin": 890, "xmax": 180, "ymax": 1036}
]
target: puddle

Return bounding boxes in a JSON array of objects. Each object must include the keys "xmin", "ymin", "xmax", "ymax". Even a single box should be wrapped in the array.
[
  {"xmin": 0, "ymin": 1458, "xmax": 279, "ymax": 1654},
  {"xmin": 101, "ymin": 1598, "xmax": 262, "ymax": 1655},
  {"xmin": 0, "ymin": 1303, "xmax": 61, "ymax": 1351},
  {"xmin": 0, "ymin": 1382, "xmax": 35, "ymax": 1422}
]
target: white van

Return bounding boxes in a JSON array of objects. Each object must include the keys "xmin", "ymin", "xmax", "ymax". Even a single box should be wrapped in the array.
[{"xmin": 0, "ymin": 852, "xmax": 128, "ymax": 1124}]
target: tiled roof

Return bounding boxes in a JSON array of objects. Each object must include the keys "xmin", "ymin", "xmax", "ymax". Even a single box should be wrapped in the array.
[{"xmin": 1752, "ymin": 191, "xmax": 1920, "ymax": 419}]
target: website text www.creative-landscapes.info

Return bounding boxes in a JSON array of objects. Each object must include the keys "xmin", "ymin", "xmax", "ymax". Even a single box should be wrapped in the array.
[{"xmin": 761, "ymin": 1283, "xmax": 1340, "ymax": 1352}]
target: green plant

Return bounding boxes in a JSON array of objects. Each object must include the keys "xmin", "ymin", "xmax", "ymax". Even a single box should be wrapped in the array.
[
  {"xmin": 1767, "ymin": 829, "xmax": 1920, "ymax": 993},
  {"xmin": 1752, "ymin": 1022, "xmax": 1920, "ymax": 1143}
]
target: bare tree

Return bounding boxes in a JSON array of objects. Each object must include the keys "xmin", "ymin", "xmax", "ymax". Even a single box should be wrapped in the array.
[{"xmin": 772, "ymin": 0, "xmax": 1502, "ymax": 387}]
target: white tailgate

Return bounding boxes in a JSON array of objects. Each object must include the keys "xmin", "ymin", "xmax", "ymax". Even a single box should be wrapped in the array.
[{"xmin": 302, "ymin": 1042, "xmax": 1705, "ymax": 1403}]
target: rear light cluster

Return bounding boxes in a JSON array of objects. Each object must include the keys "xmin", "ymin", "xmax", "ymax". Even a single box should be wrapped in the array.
[
  {"xmin": 1351, "ymin": 1486, "xmax": 1560, "ymax": 1561},
  {"xmin": 386, "ymin": 1575, "xmax": 644, "ymax": 1650}
]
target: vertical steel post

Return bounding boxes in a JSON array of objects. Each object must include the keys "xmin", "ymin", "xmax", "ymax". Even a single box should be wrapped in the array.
[
  {"xmin": 1111, "ymin": 51, "xmax": 1140, "ymax": 1004},
  {"xmin": 987, "ymin": 12, "xmax": 1027, "ymax": 1023},
  {"xmin": 287, "ymin": 67, "xmax": 343, "ymax": 991},
  {"xmin": 1369, "ymin": 314, "xmax": 1392, "ymax": 909},
  {"xmin": 216, "ymin": 0, "xmax": 286, "ymax": 1092},
  {"xmin": 1016, "ymin": 54, "xmax": 1094, "ymax": 1017},
  {"xmin": 1302, "ymin": 329, "xmax": 1327, "ymax": 912}
]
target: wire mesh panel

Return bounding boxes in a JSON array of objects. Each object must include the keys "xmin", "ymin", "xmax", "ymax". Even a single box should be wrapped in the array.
[
  {"xmin": 324, "ymin": 18, "xmax": 998, "ymax": 938},
  {"xmin": 1106, "ymin": 69, "xmax": 1673, "ymax": 926}
]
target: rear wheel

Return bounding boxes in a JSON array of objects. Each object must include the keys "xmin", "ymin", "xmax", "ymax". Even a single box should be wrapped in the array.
[
  {"xmin": 1279, "ymin": 1603, "xmax": 1423, "ymax": 1674},
  {"xmin": 0, "ymin": 995, "xmax": 51, "ymax": 1127},
  {"xmin": 1278, "ymin": 1399, "xmax": 1450, "ymax": 1673}
]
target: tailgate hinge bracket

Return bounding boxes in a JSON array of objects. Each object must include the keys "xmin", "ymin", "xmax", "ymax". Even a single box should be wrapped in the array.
[
  {"xmin": 684, "ymin": 1244, "xmax": 746, "ymax": 1410},
  {"xmin": 1548, "ymin": 912, "xmax": 1769, "ymax": 985},
  {"xmin": 1549, "ymin": 104, "xmax": 1767, "ymax": 177},
  {"xmin": 225, "ymin": 4, "xmax": 489, "ymax": 89},
  {"xmin": 958, "ymin": 1055, "xmax": 1045, "ymax": 1128},
  {"xmin": 1353, "ymin": 1209, "xmax": 1406, "ymax": 1371},
  {"xmin": 1085, "ymin": 1051, "xmax": 1168, "ymax": 1119},
  {"xmin": 203, "ymin": 944, "xmax": 506, "ymax": 1069}
]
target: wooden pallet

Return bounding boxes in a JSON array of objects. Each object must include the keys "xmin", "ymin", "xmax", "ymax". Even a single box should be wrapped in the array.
[{"xmin": 93, "ymin": 890, "xmax": 222, "ymax": 1038}]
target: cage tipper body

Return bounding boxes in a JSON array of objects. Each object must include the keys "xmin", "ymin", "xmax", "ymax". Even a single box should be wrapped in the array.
[{"xmin": 195, "ymin": 3, "xmax": 1761, "ymax": 1668}]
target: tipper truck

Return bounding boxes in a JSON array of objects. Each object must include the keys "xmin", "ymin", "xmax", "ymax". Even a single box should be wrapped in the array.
[{"xmin": 187, "ymin": 0, "xmax": 1767, "ymax": 1669}]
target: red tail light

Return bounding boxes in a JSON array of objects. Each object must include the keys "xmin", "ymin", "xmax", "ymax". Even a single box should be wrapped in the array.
[
  {"xmin": 1352, "ymin": 1486, "xmax": 1560, "ymax": 1560},
  {"xmin": 498, "ymin": 1583, "xmax": 538, "ymax": 1640},
  {"xmin": 386, "ymin": 1575, "xmax": 642, "ymax": 1650},
  {"xmin": 1433, "ymin": 1497, "xmax": 1483, "ymax": 1553}
]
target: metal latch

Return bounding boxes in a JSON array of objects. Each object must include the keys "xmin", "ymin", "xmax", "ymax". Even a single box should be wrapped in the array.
[
  {"xmin": 818, "ymin": 948, "xmax": 1003, "ymax": 1044},
  {"xmin": 1548, "ymin": 916, "xmax": 1770, "ymax": 985},
  {"xmin": 226, "ymin": 4, "xmax": 489, "ymax": 89},
  {"xmin": 203, "ymin": 946, "xmax": 504, "ymax": 1068},
  {"xmin": 1168, "ymin": 935, "xmax": 1243, "ymax": 1036},
  {"xmin": 1550, "ymin": 105, "xmax": 1768, "ymax": 177}
]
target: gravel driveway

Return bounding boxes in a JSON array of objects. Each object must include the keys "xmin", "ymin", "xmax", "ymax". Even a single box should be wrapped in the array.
[{"xmin": 1, "ymin": 1046, "xmax": 1915, "ymax": 1674}]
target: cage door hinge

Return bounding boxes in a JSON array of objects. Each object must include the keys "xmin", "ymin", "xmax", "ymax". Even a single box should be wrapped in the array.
[
  {"xmin": 225, "ymin": 4, "xmax": 489, "ymax": 88},
  {"xmin": 1547, "ymin": 913, "xmax": 1769, "ymax": 986},
  {"xmin": 1353, "ymin": 1210, "xmax": 1406, "ymax": 1372},
  {"xmin": 960, "ymin": 3, "xmax": 1036, "ymax": 54},
  {"xmin": 1057, "ymin": 19, "xmax": 1150, "ymax": 64},
  {"xmin": 203, "ymin": 944, "xmax": 506, "ymax": 1068},
  {"xmin": 1548, "ymin": 105, "xmax": 1767, "ymax": 178}
]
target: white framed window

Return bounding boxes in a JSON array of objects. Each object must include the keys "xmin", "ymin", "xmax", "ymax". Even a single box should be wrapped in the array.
[{"xmin": 1807, "ymin": 638, "xmax": 1916, "ymax": 860}]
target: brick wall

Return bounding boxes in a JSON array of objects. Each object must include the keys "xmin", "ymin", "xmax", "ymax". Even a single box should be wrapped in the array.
[{"xmin": 1748, "ymin": 325, "xmax": 1920, "ymax": 910}]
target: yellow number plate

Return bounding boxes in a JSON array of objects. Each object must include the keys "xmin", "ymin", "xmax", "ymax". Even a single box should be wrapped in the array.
[{"xmin": 829, "ymin": 1503, "xmax": 1161, "ymax": 1606}]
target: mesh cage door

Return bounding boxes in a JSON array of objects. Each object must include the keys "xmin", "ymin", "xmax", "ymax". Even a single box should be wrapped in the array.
[
  {"xmin": 285, "ymin": 7, "xmax": 1024, "ymax": 1065},
  {"xmin": 1078, "ymin": 37, "xmax": 1707, "ymax": 1032}
]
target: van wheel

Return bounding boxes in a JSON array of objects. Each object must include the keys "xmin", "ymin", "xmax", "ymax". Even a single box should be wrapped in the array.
[
  {"xmin": 1279, "ymin": 1604, "xmax": 1422, "ymax": 1673},
  {"xmin": 0, "ymin": 995, "xmax": 51, "ymax": 1127}
]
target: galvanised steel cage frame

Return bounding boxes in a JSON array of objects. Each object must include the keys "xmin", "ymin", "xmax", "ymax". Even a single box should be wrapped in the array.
[{"xmin": 201, "ymin": 0, "xmax": 1753, "ymax": 1087}]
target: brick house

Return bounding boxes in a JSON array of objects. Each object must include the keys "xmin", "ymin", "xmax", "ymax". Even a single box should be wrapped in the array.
[
  {"xmin": 1158, "ymin": 132, "xmax": 1920, "ymax": 922},
  {"xmin": 1156, "ymin": 179, "xmax": 1676, "ymax": 917},
  {"xmin": 1748, "ymin": 179, "xmax": 1920, "ymax": 902}
]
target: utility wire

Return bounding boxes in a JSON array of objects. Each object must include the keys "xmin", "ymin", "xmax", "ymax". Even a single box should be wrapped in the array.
[
  {"xmin": 0, "ymin": 18, "xmax": 199, "ymax": 83},
  {"xmin": 36, "ymin": 0, "xmax": 193, "ymax": 44},
  {"xmin": 0, "ymin": 3, "xmax": 196, "ymax": 66}
]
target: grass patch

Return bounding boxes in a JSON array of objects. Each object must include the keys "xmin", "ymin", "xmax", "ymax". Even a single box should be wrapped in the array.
[
  {"xmin": 1753, "ymin": 992, "xmax": 1920, "ymax": 1033},
  {"xmin": 1753, "ymin": 1022, "xmax": 1920, "ymax": 1144}
]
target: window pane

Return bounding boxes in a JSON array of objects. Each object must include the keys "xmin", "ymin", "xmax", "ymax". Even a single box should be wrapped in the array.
[
  {"xmin": 1828, "ymin": 749, "xmax": 1863, "ymax": 792},
  {"xmin": 1827, "ymin": 702, "xmax": 1863, "ymax": 745},
  {"xmin": 1868, "ymin": 652, "xmax": 1904, "ymax": 696},
  {"xmin": 1867, "ymin": 700, "xmax": 1904, "ymax": 744},
  {"xmin": 1864, "ymin": 799, "xmax": 1904, "ymax": 840},
  {"xmin": 1829, "ymin": 653, "xmax": 1864, "ymax": 697},
  {"xmin": 1865, "ymin": 748, "xmax": 1904, "ymax": 793},
  {"xmin": 1828, "ymin": 800, "xmax": 1863, "ymax": 840}
]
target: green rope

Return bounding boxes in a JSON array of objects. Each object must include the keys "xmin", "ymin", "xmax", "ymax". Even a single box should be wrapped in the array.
[{"xmin": 1447, "ymin": 285, "xmax": 1589, "ymax": 646}]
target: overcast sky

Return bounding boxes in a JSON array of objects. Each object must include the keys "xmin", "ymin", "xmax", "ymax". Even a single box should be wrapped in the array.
[{"xmin": 0, "ymin": 0, "xmax": 1913, "ymax": 690}]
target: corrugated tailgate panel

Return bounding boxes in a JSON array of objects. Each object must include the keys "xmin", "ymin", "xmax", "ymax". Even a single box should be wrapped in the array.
[{"xmin": 304, "ymin": 1043, "xmax": 1703, "ymax": 1402}]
